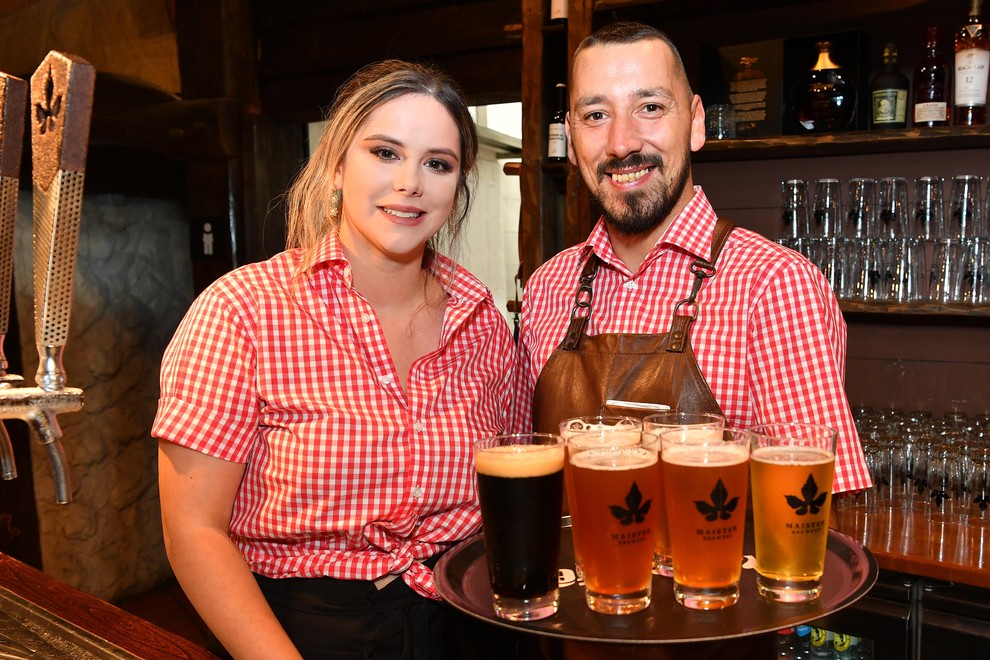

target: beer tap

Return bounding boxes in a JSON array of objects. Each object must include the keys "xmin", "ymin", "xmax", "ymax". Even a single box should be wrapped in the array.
[
  {"xmin": 0, "ymin": 52, "xmax": 93, "ymax": 504},
  {"xmin": 0, "ymin": 71, "xmax": 27, "ymax": 482}
]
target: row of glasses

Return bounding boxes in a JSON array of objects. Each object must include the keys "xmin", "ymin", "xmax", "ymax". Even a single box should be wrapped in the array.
[
  {"xmin": 849, "ymin": 407, "xmax": 990, "ymax": 525},
  {"xmin": 472, "ymin": 413, "xmax": 840, "ymax": 621},
  {"xmin": 783, "ymin": 235, "xmax": 990, "ymax": 303},
  {"xmin": 782, "ymin": 175, "xmax": 990, "ymax": 241}
]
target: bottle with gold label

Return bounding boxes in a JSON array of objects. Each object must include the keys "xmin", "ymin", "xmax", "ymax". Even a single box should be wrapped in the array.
[
  {"xmin": 871, "ymin": 43, "xmax": 909, "ymax": 129},
  {"xmin": 954, "ymin": 0, "xmax": 990, "ymax": 125}
]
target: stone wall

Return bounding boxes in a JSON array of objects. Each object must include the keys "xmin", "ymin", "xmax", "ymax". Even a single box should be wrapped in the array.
[{"xmin": 13, "ymin": 193, "xmax": 193, "ymax": 601}]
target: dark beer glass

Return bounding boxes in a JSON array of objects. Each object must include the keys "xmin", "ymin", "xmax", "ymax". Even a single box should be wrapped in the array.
[{"xmin": 474, "ymin": 433, "xmax": 564, "ymax": 620}]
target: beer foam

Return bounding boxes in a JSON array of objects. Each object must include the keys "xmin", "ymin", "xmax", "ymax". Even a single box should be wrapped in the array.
[
  {"xmin": 662, "ymin": 444, "xmax": 748, "ymax": 467},
  {"xmin": 569, "ymin": 446, "xmax": 658, "ymax": 470},
  {"xmin": 563, "ymin": 428, "xmax": 642, "ymax": 447},
  {"xmin": 653, "ymin": 428, "xmax": 722, "ymax": 443},
  {"xmin": 476, "ymin": 444, "xmax": 564, "ymax": 478},
  {"xmin": 752, "ymin": 446, "xmax": 833, "ymax": 466}
]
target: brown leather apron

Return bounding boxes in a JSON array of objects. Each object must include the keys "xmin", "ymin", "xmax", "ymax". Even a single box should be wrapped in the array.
[{"xmin": 532, "ymin": 218, "xmax": 734, "ymax": 433}]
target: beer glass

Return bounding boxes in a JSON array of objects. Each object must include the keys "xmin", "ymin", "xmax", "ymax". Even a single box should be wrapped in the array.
[
  {"xmin": 660, "ymin": 428, "xmax": 751, "ymax": 610},
  {"xmin": 912, "ymin": 176, "xmax": 944, "ymax": 239},
  {"xmin": 474, "ymin": 433, "xmax": 565, "ymax": 621},
  {"xmin": 844, "ymin": 177, "xmax": 877, "ymax": 239},
  {"xmin": 559, "ymin": 416, "xmax": 642, "ymax": 577},
  {"xmin": 566, "ymin": 430, "xmax": 659, "ymax": 614},
  {"xmin": 749, "ymin": 423, "xmax": 838, "ymax": 603},
  {"xmin": 877, "ymin": 176, "xmax": 909, "ymax": 238},
  {"xmin": 781, "ymin": 179, "xmax": 810, "ymax": 239},
  {"xmin": 812, "ymin": 178, "xmax": 842, "ymax": 237},
  {"xmin": 643, "ymin": 412, "xmax": 726, "ymax": 577}
]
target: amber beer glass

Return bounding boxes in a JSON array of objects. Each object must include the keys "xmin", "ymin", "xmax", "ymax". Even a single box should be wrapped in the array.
[
  {"xmin": 474, "ymin": 433, "xmax": 565, "ymax": 621},
  {"xmin": 566, "ymin": 431, "xmax": 658, "ymax": 614},
  {"xmin": 661, "ymin": 428, "xmax": 751, "ymax": 610},
  {"xmin": 749, "ymin": 422, "xmax": 838, "ymax": 602},
  {"xmin": 642, "ymin": 412, "xmax": 725, "ymax": 577}
]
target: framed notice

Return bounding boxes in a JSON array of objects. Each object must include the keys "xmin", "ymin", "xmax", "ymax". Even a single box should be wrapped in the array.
[{"xmin": 700, "ymin": 39, "xmax": 784, "ymax": 137}]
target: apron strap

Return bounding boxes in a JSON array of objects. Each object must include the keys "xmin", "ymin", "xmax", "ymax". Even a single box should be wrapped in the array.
[
  {"xmin": 561, "ymin": 255, "xmax": 599, "ymax": 350},
  {"xmin": 668, "ymin": 218, "xmax": 735, "ymax": 353},
  {"xmin": 563, "ymin": 217, "xmax": 736, "ymax": 352}
]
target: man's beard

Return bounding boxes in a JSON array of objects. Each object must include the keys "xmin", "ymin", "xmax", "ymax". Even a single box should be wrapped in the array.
[{"xmin": 593, "ymin": 153, "xmax": 690, "ymax": 237}]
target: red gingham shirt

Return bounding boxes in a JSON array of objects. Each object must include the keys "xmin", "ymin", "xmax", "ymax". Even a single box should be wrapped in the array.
[
  {"xmin": 153, "ymin": 232, "xmax": 515, "ymax": 598},
  {"xmin": 514, "ymin": 187, "xmax": 871, "ymax": 494}
]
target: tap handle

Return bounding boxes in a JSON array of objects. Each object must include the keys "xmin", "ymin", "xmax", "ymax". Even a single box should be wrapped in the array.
[
  {"xmin": 30, "ymin": 52, "xmax": 94, "ymax": 390},
  {"xmin": 0, "ymin": 73, "xmax": 26, "ymax": 373}
]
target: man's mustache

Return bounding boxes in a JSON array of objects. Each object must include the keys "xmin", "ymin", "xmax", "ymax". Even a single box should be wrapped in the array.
[{"xmin": 596, "ymin": 154, "xmax": 664, "ymax": 181}]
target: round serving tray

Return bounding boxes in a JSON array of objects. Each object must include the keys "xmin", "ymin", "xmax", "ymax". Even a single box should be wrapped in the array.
[{"xmin": 435, "ymin": 524, "xmax": 877, "ymax": 645}]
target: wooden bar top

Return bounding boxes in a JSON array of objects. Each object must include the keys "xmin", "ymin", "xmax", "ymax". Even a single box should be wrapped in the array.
[
  {"xmin": 0, "ymin": 552, "xmax": 218, "ymax": 659},
  {"xmin": 832, "ymin": 504, "xmax": 990, "ymax": 589}
]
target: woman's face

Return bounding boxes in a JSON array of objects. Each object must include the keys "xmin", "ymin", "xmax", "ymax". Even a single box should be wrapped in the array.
[{"xmin": 334, "ymin": 93, "xmax": 462, "ymax": 266}]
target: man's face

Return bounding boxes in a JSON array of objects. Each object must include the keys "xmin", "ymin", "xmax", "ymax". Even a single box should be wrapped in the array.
[{"xmin": 566, "ymin": 39, "xmax": 706, "ymax": 236}]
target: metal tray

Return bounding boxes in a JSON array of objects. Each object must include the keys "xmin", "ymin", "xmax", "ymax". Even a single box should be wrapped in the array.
[{"xmin": 435, "ymin": 525, "xmax": 877, "ymax": 645}]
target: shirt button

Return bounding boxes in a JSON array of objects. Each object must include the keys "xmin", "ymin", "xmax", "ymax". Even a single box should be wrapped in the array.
[
  {"xmin": 378, "ymin": 374, "xmax": 393, "ymax": 386},
  {"xmin": 362, "ymin": 313, "xmax": 373, "ymax": 323},
  {"xmin": 411, "ymin": 486, "xmax": 424, "ymax": 498},
  {"xmin": 624, "ymin": 280, "xmax": 637, "ymax": 291},
  {"xmin": 413, "ymin": 421, "xmax": 425, "ymax": 432}
]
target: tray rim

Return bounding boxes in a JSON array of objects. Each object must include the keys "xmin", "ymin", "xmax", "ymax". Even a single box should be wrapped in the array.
[{"xmin": 435, "ymin": 526, "xmax": 879, "ymax": 645}]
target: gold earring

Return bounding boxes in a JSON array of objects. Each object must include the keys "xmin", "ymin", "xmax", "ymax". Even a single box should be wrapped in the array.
[
  {"xmin": 447, "ymin": 208, "xmax": 459, "ymax": 236},
  {"xmin": 329, "ymin": 189, "xmax": 341, "ymax": 219}
]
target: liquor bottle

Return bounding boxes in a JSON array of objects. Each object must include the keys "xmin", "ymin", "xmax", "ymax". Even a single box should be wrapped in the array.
[
  {"xmin": 547, "ymin": 83, "xmax": 567, "ymax": 162},
  {"xmin": 794, "ymin": 41, "xmax": 856, "ymax": 132},
  {"xmin": 549, "ymin": 0, "xmax": 567, "ymax": 24},
  {"xmin": 914, "ymin": 27, "xmax": 950, "ymax": 127},
  {"xmin": 954, "ymin": 0, "xmax": 990, "ymax": 125},
  {"xmin": 870, "ymin": 43, "xmax": 909, "ymax": 129}
]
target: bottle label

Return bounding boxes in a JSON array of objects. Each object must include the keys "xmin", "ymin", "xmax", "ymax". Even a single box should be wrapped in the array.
[
  {"xmin": 872, "ymin": 89, "xmax": 907, "ymax": 123},
  {"xmin": 548, "ymin": 124, "xmax": 567, "ymax": 158},
  {"xmin": 955, "ymin": 48, "xmax": 990, "ymax": 106},
  {"xmin": 550, "ymin": 0, "xmax": 567, "ymax": 21},
  {"xmin": 915, "ymin": 101, "xmax": 948, "ymax": 122}
]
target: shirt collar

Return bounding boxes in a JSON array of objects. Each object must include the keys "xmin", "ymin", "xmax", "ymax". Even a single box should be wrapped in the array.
[
  {"xmin": 309, "ymin": 230, "xmax": 490, "ymax": 305},
  {"xmin": 582, "ymin": 186, "xmax": 719, "ymax": 272}
]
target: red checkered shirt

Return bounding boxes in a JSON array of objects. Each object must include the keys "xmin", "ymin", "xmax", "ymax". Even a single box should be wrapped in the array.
[
  {"xmin": 153, "ymin": 232, "xmax": 515, "ymax": 598},
  {"xmin": 513, "ymin": 187, "xmax": 871, "ymax": 494}
]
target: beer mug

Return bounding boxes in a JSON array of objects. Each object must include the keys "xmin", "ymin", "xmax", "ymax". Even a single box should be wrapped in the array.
[
  {"xmin": 559, "ymin": 415, "xmax": 642, "ymax": 575},
  {"xmin": 474, "ymin": 433, "xmax": 565, "ymax": 621},
  {"xmin": 748, "ymin": 423, "xmax": 838, "ymax": 602},
  {"xmin": 642, "ymin": 412, "xmax": 726, "ymax": 577},
  {"xmin": 565, "ymin": 430, "xmax": 659, "ymax": 614},
  {"xmin": 660, "ymin": 428, "xmax": 751, "ymax": 610}
]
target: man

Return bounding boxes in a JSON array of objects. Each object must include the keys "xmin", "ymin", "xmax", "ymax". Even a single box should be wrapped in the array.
[{"xmin": 513, "ymin": 21, "xmax": 871, "ymax": 496}]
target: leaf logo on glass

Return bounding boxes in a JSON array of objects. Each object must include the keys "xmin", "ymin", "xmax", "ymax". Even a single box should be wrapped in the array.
[
  {"xmin": 609, "ymin": 482, "xmax": 652, "ymax": 525},
  {"xmin": 694, "ymin": 479, "xmax": 739, "ymax": 522},
  {"xmin": 785, "ymin": 474, "xmax": 828, "ymax": 516}
]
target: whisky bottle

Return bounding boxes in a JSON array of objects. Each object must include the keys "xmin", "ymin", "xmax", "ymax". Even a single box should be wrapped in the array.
[
  {"xmin": 954, "ymin": 0, "xmax": 990, "ymax": 125},
  {"xmin": 547, "ymin": 83, "xmax": 567, "ymax": 162},
  {"xmin": 870, "ymin": 43, "xmax": 909, "ymax": 129},
  {"xmin": 914, "ymin": 27, "xmax": 950, "ymax": 127}
]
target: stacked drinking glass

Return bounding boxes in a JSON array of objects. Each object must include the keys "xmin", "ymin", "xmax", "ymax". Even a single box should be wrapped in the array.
[{"xmin": 779, "ymin": 176, "xmax": 990, "ymax": 304}]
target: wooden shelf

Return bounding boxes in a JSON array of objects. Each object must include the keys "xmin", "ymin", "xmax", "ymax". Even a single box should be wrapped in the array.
[
  {"xmin": 839, "ymin": 301, "xmax": 990, "ymax": 317},
  {"xmin": 694, "ymin": 126, "xmax": 990, "ymax": 163}
]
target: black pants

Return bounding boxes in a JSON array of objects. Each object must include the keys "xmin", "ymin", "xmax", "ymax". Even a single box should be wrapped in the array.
[{"xmin": 254, "ymin": 567, "xmax": 538, "ymax": 660}]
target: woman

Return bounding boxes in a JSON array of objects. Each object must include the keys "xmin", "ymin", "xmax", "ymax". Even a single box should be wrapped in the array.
[{"xmin": 153, "ymin": 60, "xmax": 516, "ymax": 659}]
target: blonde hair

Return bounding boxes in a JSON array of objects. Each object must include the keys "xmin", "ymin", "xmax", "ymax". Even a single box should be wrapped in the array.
[{"xmin": 285, "ymin": 59, "xmax": 478, "ymax": 279}]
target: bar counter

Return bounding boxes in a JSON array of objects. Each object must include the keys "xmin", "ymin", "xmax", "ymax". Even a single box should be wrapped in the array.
[
  {"xmin": 0, "ymin": 552, "xmax": 217, "ymax": 659},
  {"xmin": 832, "ymin": 505, "xmax": 990, "ymax": 589}
]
